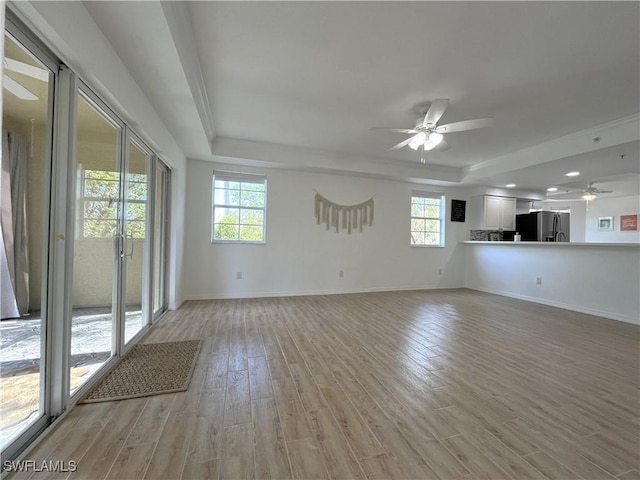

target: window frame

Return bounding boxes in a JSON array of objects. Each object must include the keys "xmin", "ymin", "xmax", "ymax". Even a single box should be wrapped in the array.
[
  {"xmin": 78, "ymin": 166, "xmax": 147, "ymax": 239},
  {"xmin": 211, "ymin": 171, "xmax": 267, "ymax": 244},
  {"xmin": 410, "ymin": 191, "xmax": 445, "ymax": 248}
]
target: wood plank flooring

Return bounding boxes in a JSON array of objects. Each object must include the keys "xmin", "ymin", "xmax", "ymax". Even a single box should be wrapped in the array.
[{"xmin": 16, "ymin": 289, "xmax": 640, "ymax": 480}]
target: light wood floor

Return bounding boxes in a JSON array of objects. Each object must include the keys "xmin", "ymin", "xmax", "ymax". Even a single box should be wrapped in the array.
[{"xmin": 15, "ymin": 289, "xmax": 640, "ymax": 480}]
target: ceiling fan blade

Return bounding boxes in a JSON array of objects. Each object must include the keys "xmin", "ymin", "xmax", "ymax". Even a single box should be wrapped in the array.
[
  {"xmin": 436, "ymin": 117, "xmax": 493, "ymax": 133},
  {"xmin": 4, "ymin": 58, "xmax": 49, "ymax": 81},
  {"xmin": 436, "ymin": 139, "xmax": 450, "ymax": 152},
  {"xmin": 546, "ymin": 190, "xmax": 585, "ymax": 200},
  {"xmin": 370, "ymin": 127, "xmax": 419, "ymax": 134},
  {"xmin": 594, "ymin": 189, "xmax": 613, "ymax": 194},
  {"xmin": 422, "ymin": 99, "xmax": 449, "ymax": 127},
  {"xmin": 545, "ymin": 197, "xmax": 588, "ymax": 202},
  {"xmin": 547, "ymin": 186, "xmax": 583, "ymax": 194},
  {"xmin": 3, "ymin": 75, "xmax": 39, "ymax": 101},
  {"xmin": 386, "ymin": 134, "xmax": 418, "ymax": 151}
]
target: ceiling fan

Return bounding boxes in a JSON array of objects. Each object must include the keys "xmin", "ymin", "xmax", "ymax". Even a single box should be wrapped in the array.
[
  {"xmin": 580, "ymin": 182, "xmax": 613, "ymax": 200},
  {"xmin": 547, "ymin": 181, "xmax": 613, "ymax": 201},
  {"xmin": 372, "ymin": 99, "xmax": 493, "ymax": 161},
  {"xmin": 3, "ymin": 58, "xmax": 48, "ymax": 101}
]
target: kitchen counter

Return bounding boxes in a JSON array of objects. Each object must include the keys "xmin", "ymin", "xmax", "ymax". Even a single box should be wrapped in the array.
[
  {"xmin": 462, "ymin": 240, "xmax": 639, "ymax": 325},
  {"xmin": 462, "ymin": 241, "xmax": 639, "ymax": 247}
]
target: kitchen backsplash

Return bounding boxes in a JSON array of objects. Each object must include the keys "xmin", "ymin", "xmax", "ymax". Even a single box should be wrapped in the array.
[{"xmin": 470, "ymin": 230, "xmax": 505, "ymax": 241}]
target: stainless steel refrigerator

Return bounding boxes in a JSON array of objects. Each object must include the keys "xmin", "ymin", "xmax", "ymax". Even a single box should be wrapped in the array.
[{"xmin": 515, "ymin": 211, "xmax": 570, "ymax": 242}]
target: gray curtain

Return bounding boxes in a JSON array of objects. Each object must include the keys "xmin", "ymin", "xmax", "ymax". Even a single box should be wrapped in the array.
[{"xmin": 1, "ymin": 129, "xmax": 29, "ymax": 319}]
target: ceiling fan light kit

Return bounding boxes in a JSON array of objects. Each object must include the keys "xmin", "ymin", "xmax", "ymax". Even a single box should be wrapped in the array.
[
  {"xmin": 374, "ymin": 98, "xmax": 493, "ymax": 159},
  {"xmin": 408, "ymin": 131, "xmax": 427, "ymax": 150},
  {"xmin": 408, "ymin": 131, "xmax": 443, "ymax": 151}
]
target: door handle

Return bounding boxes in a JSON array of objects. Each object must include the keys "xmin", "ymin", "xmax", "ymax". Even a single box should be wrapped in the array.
[
  {"xmin": 125, "ymin": 233, "xmax": 135, "ymax": 258},
  {"xmin": 117, "ymin": 234, "xmax": 125, "ymax": 258}
]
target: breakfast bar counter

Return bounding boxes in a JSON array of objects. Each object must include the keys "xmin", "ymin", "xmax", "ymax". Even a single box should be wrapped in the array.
[
  {"xmin": 461, "ymin": 241, "xmax": 639, "ymax": 325},
  {"xmin": 462, "ymin": 241, "xmax": 639, "ymax": 247}
]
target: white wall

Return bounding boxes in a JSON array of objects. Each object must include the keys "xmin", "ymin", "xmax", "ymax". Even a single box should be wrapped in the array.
[
  {"xmin": 584, "ymin": 195, "xmax": 640, "ymax": 243},
  {"xmin": 184, "ymin": 160, "xmax": 472, "ymax": 299},
  {"xmin": 168, "ymin": 167, "xmax": 186, "ymax": 308},
  {"xmin": 569, "ymin": 201, "xmax": 588, "ymax": 243},
  {"xmin": 464, "ymin": 243, "xmax": 640, "ymax": 324}
]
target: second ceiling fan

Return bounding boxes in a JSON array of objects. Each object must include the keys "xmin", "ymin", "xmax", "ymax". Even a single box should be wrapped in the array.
[
  {"xmin": 374, "ymin": 99, "xmax": 493, "ymax": 159},
  {"xmin": 547, "ymin": 181, "xmax": 614, "ymax": 201}
]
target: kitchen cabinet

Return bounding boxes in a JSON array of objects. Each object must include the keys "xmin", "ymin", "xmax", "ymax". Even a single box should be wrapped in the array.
[
  {"xmin": 499, "ymin": 197, "xmax": 516, "ymax": 229},
  {"xmin": 471, "ymin": 195, "xmax": 516, "ymax": 230}
]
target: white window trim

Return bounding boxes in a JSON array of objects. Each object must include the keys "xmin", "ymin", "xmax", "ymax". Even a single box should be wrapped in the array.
[
  {"xmin": 211, "ymin": 171, "xmax": 267, "ymax": 244},
  {"xmin": 410, "ymin": 190, "xmax": 445, "ymax": 248}
]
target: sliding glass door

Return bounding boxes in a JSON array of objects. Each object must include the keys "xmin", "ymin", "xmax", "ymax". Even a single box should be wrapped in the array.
[
  {"xmin": 70, "ymin": 92, "xmax": 122, "ymax": 394},
  {"xmin": 152, "ymin": 162, "xmax": 170, "ymax": 320},
  {"xmin": 0, "ymin": 29, "xmax": 55, "ymax": 455},
  {"xmin": 123, "ymin": 139, "xmax": 151, "ymax": 344},
  {"xmin": 70, "ymin": 88, "xmax": 161, "ymax": 391},
  {"xmin": 2, "ymin": 11, "xmax": 171, "ymax": 462},
  {"xmin": 69, "ymin": 89, "xmax": 166, "ymax": 392}
]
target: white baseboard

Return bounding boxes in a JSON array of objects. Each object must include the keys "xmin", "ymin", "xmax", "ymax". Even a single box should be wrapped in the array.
[
  {"xmin": 467, "ymin": 287, "xmax": 638, "ymax": 325},
  {"xmin": 183, "ymin": 284, "xmax": 457, "ymax": 301},
  {"xmin": 169, "ymin": 298, "xmax": 185, "ymax": 311}
]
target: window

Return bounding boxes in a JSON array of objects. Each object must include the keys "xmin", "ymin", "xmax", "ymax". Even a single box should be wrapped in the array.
[
  {"xmin": 212, "ymin": 172, "xmax": 266, "ymax": 243},
  {"xmin": 410, "ymin": 191, "xmax": 445, "ymax": 247},
  {"xmin": 80, "ymin": 168, "xmax": 147, "ymax": 238}
]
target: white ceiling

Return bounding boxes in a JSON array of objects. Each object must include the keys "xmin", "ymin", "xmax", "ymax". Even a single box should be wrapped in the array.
[{"xmin": 83, "ymin": 1, "xmax": 640, "ymax": 198}]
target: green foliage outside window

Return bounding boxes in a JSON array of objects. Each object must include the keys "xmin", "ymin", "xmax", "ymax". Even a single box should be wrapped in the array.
[
  {"xmin": 214, "ymin": 211, "xmax": 264, "ymax": 242},
  {"xmin": 82, "ymin": 169, "xmax": 146, "ymax": 238},
  {"xmin": 410, "ymin": 195, "xmax": 443, "ymax": 246},
  {"xmin": 212, "ymin": 177, "xmax": 266, "ymax": 242}
]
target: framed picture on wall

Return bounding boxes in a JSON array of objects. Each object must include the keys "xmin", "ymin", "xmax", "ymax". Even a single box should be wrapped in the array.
[
  {"xmin": 597, "ymin": 216, "xmax": 614, "ymax": 232},
  {"xmin": 450, "ymin": 199, "xmax": 466, "ymax": 222},
  {"xmin": 620, "ymin": 214, "xmax": 639, "ymax": 231}
]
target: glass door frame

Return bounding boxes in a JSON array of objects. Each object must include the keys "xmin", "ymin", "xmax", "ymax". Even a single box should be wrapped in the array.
[
  {"xmin": 152, "ymin": 160, "xmax": 170, "ymax": 322},
  {"xmin": 121, "ymin": 130, "xmax": 154, "ymax": 350},
  {"xmin": 66, "ymin": 83, "xmax": 126, "ymax": 402},
  {"xmin": 65, "ymin": 90, "xmax": 157, "ymax": 377},
  {"xmin": 2, "ymin": 12, "xmax": 56, "ymax": 461}
]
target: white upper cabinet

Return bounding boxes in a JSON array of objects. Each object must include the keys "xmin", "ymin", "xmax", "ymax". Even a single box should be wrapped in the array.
[
  {"xmin": 484, "ymin": 196, "xmax": 503, "ymax": 229},
  {"xmin": 499, "ymin": 197, "xmax": 516, "ymax": 230},
  {"xmin": 471, "ymin": 195, "xmax": 517, "ymax": 230}
]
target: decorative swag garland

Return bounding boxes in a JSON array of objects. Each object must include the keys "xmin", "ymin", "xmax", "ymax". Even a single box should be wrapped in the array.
[{"xmin": 314, "ymin": 192, "xmax": 374, "ymax": 234}]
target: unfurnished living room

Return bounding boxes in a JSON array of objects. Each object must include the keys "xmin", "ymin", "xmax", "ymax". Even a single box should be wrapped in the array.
[{"xmin": 0, "ymin": 1, "xmax": 638, "ymax": 479}]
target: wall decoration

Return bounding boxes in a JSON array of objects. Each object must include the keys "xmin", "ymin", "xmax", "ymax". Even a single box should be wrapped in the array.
[
  {"xmin": 451, "ymin": 199, "xmax": 466, "ymax": 222},
  {"xmin": 597, "ymin": 216, "xmax": 614, "ymax": 232},
  {"xmin": 620, "ymin": 214, "xmax": 639, "ymax": 231},
  {"xmin": 314, "ymin": 192, "xmax": 373, "ymax": 234}
]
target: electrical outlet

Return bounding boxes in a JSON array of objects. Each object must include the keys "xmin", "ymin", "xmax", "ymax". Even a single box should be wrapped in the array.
[
  {"xmin": 536, "ymin": 277, "xmax": 542, "ymax": 285},
  {"xmin": 236, "ymin": 271, "xmax": 242, "ymax": 280},
  {"xmin": 339, "ymin": 270, "xmax": 344, "ymax": 278}
]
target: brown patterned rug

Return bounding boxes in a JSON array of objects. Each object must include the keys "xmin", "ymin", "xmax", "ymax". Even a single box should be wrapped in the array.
[{"xmin": 81, "ymin": 340, "xmax": 202, "ymax": 403}]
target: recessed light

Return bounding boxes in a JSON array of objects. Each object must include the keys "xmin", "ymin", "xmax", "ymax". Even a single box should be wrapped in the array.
[
  {"xmin": 547, "ymin": 187, "xmax": 558, "ymax": 192},
  {"xmin": 565, "ymin": 171, "xmax": 580, "ymax": 177},
  {"xmin": 505, "ymin": 183, "xmax": 516, "ymax": 188}
]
